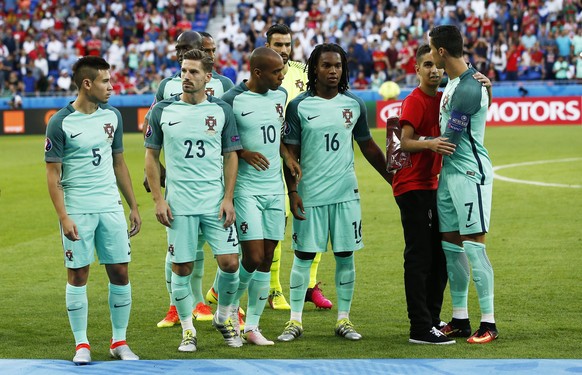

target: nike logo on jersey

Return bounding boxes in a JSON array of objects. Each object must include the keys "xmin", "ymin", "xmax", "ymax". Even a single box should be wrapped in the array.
[
  {"xmin": 70, "ymin": 132, "xmax": 82, "ymax": 138},
  {"xmin": 307, "ymin": 115, "xmax": 320, "ymax": 120},
  {"xmin": 339, "ymin": 280, "xmax": 355, "ymax": 286},
  {"xmin": 168, "ymin": 121, "xmax": 181, "ymax": 126},
  {"xmin": 466, "ymin": 222, "xmax": 477, "ymax": 228},
  {"xmin": 241, "ymin": 111, "xmax": 254, "ymax": 116},
  {"xmin": 176, "ymin": 294, "xmax": 190, "ymax": 301},
  {"xmin": 113, "ymin": 302, "xmax": 131, "ymax": 308}
]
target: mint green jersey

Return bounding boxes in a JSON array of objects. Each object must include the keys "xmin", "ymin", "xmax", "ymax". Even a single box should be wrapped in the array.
[
  {"xmin": 44, "ymin": 103, "xmax": 125, "ymax": 214},
  {"xmin": 222, "ymin": 82, "xmax": 288, "ymax": 197},
  {"xmin": 284, "ymin": 91, "xmax": 372, "ymax": 207},
  {"xmin": 206, "ymin": 71, "xmax": 234, "ymax": 97},
  {"xmin": 145, "ymin": 95, "xmax": 242, "ymax": 215},
  {"xmin": 439, "ymin": 67, "xmax": 493, "ymax": 184}
]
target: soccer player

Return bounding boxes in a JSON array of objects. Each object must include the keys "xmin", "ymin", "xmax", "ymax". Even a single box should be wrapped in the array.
[
  {"xmin": 152, "ymin": 31, "xmax": 235, "ymax": 328},
  {"xmin": 45, "ymin": 56, "xmax": 141, "ymax": 364},
  {"xmin": 145, "ymin": 49, "xmax": 243, "ymax": 352},
  {"xmin": 393, "ymin": 44, "xmax": 456, "ymax": 345},
  {"xmin": 264, "ymin": 23, "xmax": 332, "ymax": 311},
  {"xmin": 429, "ymin": 25, "xmax": 498, "ymax": 344},
  {"xmin": 221, "ymin": 46, "xmax": 301, "ymax": 345},
  {"xmin": 278, "ymin": 43, "xmax": 392, "ymax": 342}
]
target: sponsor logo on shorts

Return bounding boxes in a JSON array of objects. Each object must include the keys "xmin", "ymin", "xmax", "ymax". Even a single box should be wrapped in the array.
[
  {"xmin": 292, "ymin": 233, "xmax": 298, "ymax": 243},
  {"xmin": 240, "ymin": 222, "xmax": 248, "ymax": 234},
  {"xmin": 168, "ymin": 244, "xmax": 175, "ymax": 256},
  {"xmin": 65, "ymin": 249, "xmax": 73, "ymax": 261}
]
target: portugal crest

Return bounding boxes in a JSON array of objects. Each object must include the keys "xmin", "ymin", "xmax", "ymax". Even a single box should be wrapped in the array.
[
  {"xmin": 240, "ymin": 221, "xmax": 249, "ymax": 235},
  {"xmin": 205, "ymin": 116, "xmax": 217, "ymax": 135},
  {"xmin": 295, "ymin": 79, "xmax": 305, "ymax": 92},
  {"xmin": 168, "ymin": 244, "xmax": 175, "ymax": 256},
  {"xmin": 342, "ymin": 109, "xmax": 353, "ymax": 127},
  {"xmin": 103, "ymin": 123, "xmax": 114, "ymax": 142},
  {"xmin": 65, "ymin": 249, "xmax": 73, "ymax": 261},
  {"xmin": 205, "ymin": 87, "xmax": 215, "ymax": 96}
]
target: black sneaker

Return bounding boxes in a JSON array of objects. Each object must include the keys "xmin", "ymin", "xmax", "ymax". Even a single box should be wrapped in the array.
[
  {"xmin": 440, "ymin": 318, "xmax": 472, "ymax": 337},
  {"xmin": 409, "ymin": 327, "xmax": 456, "ymax": 345}
]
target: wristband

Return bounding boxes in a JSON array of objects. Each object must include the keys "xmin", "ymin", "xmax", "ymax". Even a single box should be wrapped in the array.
[{"xmin": 288, "ymin": 190, "xmax": 298, "ymax": 195}]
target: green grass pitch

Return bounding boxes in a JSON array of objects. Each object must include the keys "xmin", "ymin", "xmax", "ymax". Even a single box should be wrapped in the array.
[{"xmin": 0, "ymin": 125, "xmax": 580, "ymax": 360}]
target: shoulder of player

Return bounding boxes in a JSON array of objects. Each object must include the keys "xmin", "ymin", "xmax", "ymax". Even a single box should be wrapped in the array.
[
  {"xmin": 213, "ymin": 70, "xmax": 235, "ymax": 87},
  {"xmin": 342, "ymin": 90, "xmax": 366, "ymax": 107},
  {"xmin": 207, "ymin": 95, "xmax": 234, "ymax": 113},
  {"xmin": 47, "ymin": 105, "xmax": 75, "ymax": 129},
  {"xmin": 451, "ymin": 70, "xmax": 485, "ymax": 110},
  {"xmin": 99, "ymin": 103, "xmax": 122, "ymax": 118},
  {"xmin": 288, "ymin": 60, "xmax": 307, "ymax": 72},
  {"xmin": 288, "ymin": 90, "xmax": 311, "ymax": 107}
]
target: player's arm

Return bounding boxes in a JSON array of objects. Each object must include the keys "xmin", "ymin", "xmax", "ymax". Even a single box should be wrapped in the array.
[
  {"xmin": 357, "ymin": 138, "xmax": 393, "ymax": 185},
  {"xmin": 220, "ymin": 151, "xmax": 238, "ymax": 228},
  {"xmin": 283, "ymin": 143, "xmax": 305, "ymax": 220},
  {"xmin": 280, "ymin": 142, "xmax": 301, "ymax": 183},
  {"xmin": 46, "ymin": 162, "xmax": 79, "ymax": 241},
  {"xmin": 112, "ymin": 152, "xmax": 141, "ymax": 237},
  {"xmin": 400, "ymin": 123, "xmax": 455, "ymax": 156},
  {"xmin": 472, "ymin": 71, "xmax": 493, "ymax": 107},
  {"xmin": 145, "ymin": 147, "xmax": 173, "ymax": 227},
  {"xmin": 237, "ymin": 148, "xmax": 270, "ymax": 171}
]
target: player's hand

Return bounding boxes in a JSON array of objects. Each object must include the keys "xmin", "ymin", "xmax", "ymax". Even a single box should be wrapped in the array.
[
  {"xmin": 144, "ymin": 165, "xmax": 166, "ymax": 192},
  {"xmin": 284, "ymin": 157, "xmax": 302, "ymax": 183},
  {"xmin": 242, "ymin": 150, "xmax": 270, "ymax": 171},
  {"xmin": 429, "ymin": 137, "xmax": 456, "ymax": 156},
  {"xmin": 61, "ymin": 216, "xmax": 80, "ymax": 241},
  {"xmin": 143, "ymin": 169, "xmax": 151, "ymax": 192},
  {"xmin": 218, "ymin": 199, "xmax": 236, "ymax": 228},
  {"xmin": 288, "ymin": 192, "xmax": 306, "ymax": 221},
  {"xmin": 128, "ymin": 208, "xmax": 141, "ymax": 237},
  {"xmin": 155, "ymin": 199, "xmax": 173, "ymax": 227},
  {"xmin": 473, "ymin": 72, "xmax": 491, "ymax": 88}
]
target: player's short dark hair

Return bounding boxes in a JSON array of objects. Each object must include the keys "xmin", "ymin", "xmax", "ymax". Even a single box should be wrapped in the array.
[
  {"xmin": 429, "ymin": 25, "xmax": 464, "ymax": 58},
  {"xmin": 182, "ymin": 49, "xmax": 214, "ymax": 73},
  {"xmin": 199, "ymin": 31, "xmax": 212, "ymax": 39},
  {"xmin": 306, "ymin": 43, "xmax": 349, "ymax": 94},
  {"xmin": 72, "ymin": 56, "xmax": 110, "ymax": 88},
  {"xmin": 416, "ymin": 44, "xmax": 432, "ymax": 61},
  {"xmin": 266, "ymin": 24, "xmax": 291, "ymax": 43}
]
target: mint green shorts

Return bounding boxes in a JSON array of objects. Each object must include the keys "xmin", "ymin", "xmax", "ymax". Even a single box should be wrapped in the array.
[
  {"xmin": 61, "ymin": 211, "xmax": 131, "ymax": 268},
  {"xmin": 291, "ymin": 200, "xmax": 364, "ymax": 253},
  {"xmin": 235, "ymin": 194, "xmax": 285, "ymax": 241},
  {"xmin": 437, "ymin": 168, "xmax": 492, "ymax": 235},
  {"xmin": 167, "ymin": 214, "xmax": 239, "ymax": 263}
]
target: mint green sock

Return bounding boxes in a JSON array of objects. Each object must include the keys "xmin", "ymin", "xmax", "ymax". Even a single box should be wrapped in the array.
[
  {"xmin": 164, "ymin": 252, "xmax": 173, "ymax": 305},
  {"xmin": 191, "ymin": 256, "xmax": 205, "ymax": 305},
  {"xmin": 245, "ymin": 271, "xmax": 270, "ymax": 331},
  {"xmin": 171, "ymin": 272, "xmax": 193, "ymax": 321},
  {"xmin": 211, "ymin": 268, "xmax": 219, "ymax": 292},
  {"xmin": 235, "ymin": 264, "xmax": 255, "ymax": 303},
  {"xmin": 442, "ymin": 241, "xmax": 470, "ymax": 312},
  {"xmin": 108, "ymin": 283, "xmax": 131, "ymax": 342},
  {"xmin": 464, "ymin": 240, "xmax": 495, "ymax": 316},
  {"xmin": 66, "ymin": 283, "xmax": 88, "ymax": 346},
  {"xmin": 335, "ymin": 254, "xmax": 355, "ymax": 314},
  {"xmin": 289, "ymin": 256, "xmax": 312, "ymax": 315},
  {"xmin": 216, "ymin": 268, "xmax": 239, "ymax": 322}
]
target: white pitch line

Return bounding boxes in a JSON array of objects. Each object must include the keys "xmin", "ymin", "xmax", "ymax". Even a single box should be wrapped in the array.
[{"xmin": 493, "ymin": 158, "xmax": 582, "ymax": 188}]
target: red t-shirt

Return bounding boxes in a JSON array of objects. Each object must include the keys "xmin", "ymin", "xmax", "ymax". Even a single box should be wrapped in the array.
[{"xmin": 392, "ymin": 88, "xmax": 443, "ymax": 197}]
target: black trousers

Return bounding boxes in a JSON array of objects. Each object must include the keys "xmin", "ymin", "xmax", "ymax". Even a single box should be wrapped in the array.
[{"xmin": 395, "ymin": 189, "xmax": 448, "ymax": 337}]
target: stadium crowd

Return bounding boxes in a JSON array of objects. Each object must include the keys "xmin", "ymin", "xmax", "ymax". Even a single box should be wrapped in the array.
[{"xmin": 1, "ymin": 0, "xmax": 581, "ymax": 103}]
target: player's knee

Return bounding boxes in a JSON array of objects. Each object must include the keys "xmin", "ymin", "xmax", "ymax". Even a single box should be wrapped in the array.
[{"xmin": 294, "ymin": 250, "xmax": 316, "ymax": 260}]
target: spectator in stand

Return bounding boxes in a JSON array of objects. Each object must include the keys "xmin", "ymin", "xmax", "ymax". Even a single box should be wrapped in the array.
[
  {"xmin": 555, "ymin": 28, "xmax": 572, "ymax": 58},
  {"xmin": 46, "ymin": 34, "xmax": 64, "ymax": 73},
  {"xmin": 544, "ymin": 45, "xmax": 558, "ymax": 80},
  {"xmin": 222, "ymin": 58, "xmax": 237, "ymax": 84},
  {"xmin": 553, "ymin": 55, "xmax": 569, "ymax": 79},
  {"xmin": 490, "ymin": 44, "xmax": 507, "ymax": 81},
  {"xmin": 398, "ymin": 39, "xmax": 417, "ymax": 87},
  {"xmin": 56, "ymin": 69, "xmax": 72, "ymax": 94},
  {"xmin": 23, "ymin": 68, "xmax": 36, "ymax": 95},
  {"xmin": 370, "ymin": 66, "xmax": 387, "ymax": 91},
  {"xmin": 505, "ymin": 43, "xmax": 521, "ymax": 81},
  {"xmin": 352, "ymin": 70, "xmax": 369, "ymax": 90},
  {"xmin": 521, "ymin": 27, "xmax": 538, "ymax": 50}
]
